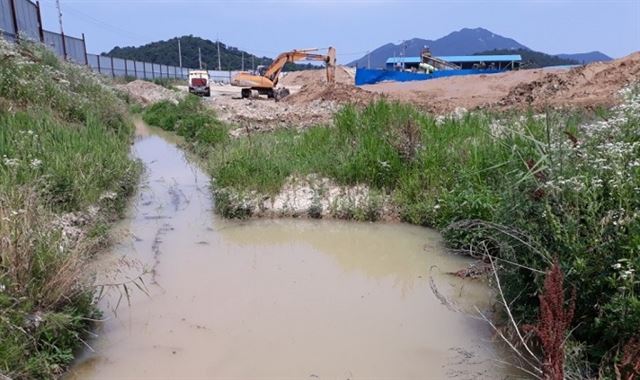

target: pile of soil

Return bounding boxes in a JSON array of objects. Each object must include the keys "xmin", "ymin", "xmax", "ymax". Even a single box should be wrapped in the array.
[
  {"xmin": 280, "ymin": 66, "xmax": 355, "ymax": 86},
  {"xmin": 284, "ymin": 82, "xmax": 381, "ymax": 106},
  {"xmin": 362, "ymin": 69, "xmax": 552, "ymax": 114},
  {"xmin": 206, "ymin": 95, "xmax": 339, "ymax": 134},
  {"xmin": 116, "ymin": 80, "xmax": 184, "ymax": 106},
  {"xmin": 363, "ymin": 52, "xmax": 640, "ymax": 114},
  {"xmin": 499, "ymin": 52, "xmax": 640, "ymax": 109}
]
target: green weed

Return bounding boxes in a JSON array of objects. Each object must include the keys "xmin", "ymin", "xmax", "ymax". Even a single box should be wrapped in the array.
[{"xmin": 0, "ymin": 39, "xmax": 138, "ymax": 378}]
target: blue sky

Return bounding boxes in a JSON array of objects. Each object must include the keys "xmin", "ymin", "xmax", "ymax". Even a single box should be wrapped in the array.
[{"xmin": 38, "ymin": 0, "xmax": 639, "ymax": 63}]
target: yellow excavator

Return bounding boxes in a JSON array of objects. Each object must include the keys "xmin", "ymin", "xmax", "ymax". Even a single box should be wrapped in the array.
[{"xmin": 231, "ymin": 47, "xmax": 336, "ymax": 101}]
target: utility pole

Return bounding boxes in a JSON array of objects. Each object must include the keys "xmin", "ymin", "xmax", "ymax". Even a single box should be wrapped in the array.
[
  {"xmin": 178, "ymin": 38, "xmax": 182, "ymax": 68},
  {"xmin": 252, "ymin": 55, "xmax": 255, "ymax": 72},
  {"xmin": 55, "ymin": 0, "xmax": 67, "ymax": 59},
  {"xmin": 401, "ymin": 40, "xmax": 408, "ymax": 70},
  {"xmin": 55, "ymin": 0, "xmax": 64, "ymax": 37},
  {"xmin": 241, "ymin": 51, "xmax": 244, "ymax": 71},
  {"xmin": 216, "ymin": 38, "xmax": 221, "ymax": 71},
  {"xmin": 198, "ymin": 47, "xmax": 202, "ymax": 69}
]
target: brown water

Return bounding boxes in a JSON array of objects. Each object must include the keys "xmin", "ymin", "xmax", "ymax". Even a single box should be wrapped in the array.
[{"xmin": 66, "ymin": 122, "xmax": 519, "ymax": 380}]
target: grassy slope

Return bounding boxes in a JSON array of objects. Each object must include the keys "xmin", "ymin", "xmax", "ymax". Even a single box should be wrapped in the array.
[
  {"xmin": 0, "ymin": 40, "xmax": 138, "ymax": 378},
  {"xmin": 144, "ymin": 91, "xmax": 639, "ymax": 376}
]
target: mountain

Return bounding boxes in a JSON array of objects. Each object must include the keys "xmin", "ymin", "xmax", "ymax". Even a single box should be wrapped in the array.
[
  {"xmin": 104, "ymin": 35, "xmax": 315, "ymax": 71},
  {"xmin": 349, "ymin": 27, "xmax": 529, "ymax": 68},
  {"xmin": 476, "ymin": 49, "xmax": 578, "ymax": 69},
  {"xmin": 555, "ymin": 51, "xmax": 612, "ymax": 64}
]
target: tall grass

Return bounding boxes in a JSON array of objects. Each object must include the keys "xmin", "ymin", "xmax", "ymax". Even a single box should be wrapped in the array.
[
  {"xmin": 143, "ymin": 95, "xmax": 228, "ymax": 146},
  {"xmin": 0, "ymin": 39, "xmax": 138, "ymax": 378},
  {"xmin": 206, "ymin": 101, "xmax": 531, "ymax": 225}
]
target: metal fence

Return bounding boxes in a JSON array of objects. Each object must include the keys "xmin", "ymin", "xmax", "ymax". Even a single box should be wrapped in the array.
[
  {"xmin": 0, "ymin": 0, "xmax": 241, "ymax": 83},
  {"xmin": 1, "ymin": 0, "xmax": 86, "ymax": 62}
]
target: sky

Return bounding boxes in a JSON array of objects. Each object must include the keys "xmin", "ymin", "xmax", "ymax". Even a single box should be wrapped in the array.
[{"xmin": 37, "ymin": 0, "xmax": 640, "ymax": 64}]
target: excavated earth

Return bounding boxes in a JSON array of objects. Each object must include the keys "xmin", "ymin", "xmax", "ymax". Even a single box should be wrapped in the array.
[
  {"xmin": 365, "ymin": 52, "xmax": 640, "ymax": 114},
  {"xmin": 283, "ymin": 82, "xmax": 383, "ymax": 106},
  {"xmin": 116, "ymin": 80, "xmax": 184, "ymax": 106},
  {"xmin": 279, "ymin": 65, "xmax": 356, "ymax": 86},
  {"xmin": 498, "ymin": 52, "xmax": 640, "ymax": 109},
  {"xmin": 128, "ymin": 53, "xmax": 639, "ymax": 134}
]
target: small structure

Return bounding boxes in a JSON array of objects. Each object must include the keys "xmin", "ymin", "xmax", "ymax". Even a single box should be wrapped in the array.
[{"xmin": 386, "ymin": 54, "xmax": 522, "ymax": 71}]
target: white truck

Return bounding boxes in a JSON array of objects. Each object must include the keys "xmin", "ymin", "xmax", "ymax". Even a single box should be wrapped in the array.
[{"xmin": 188, "ymin": 70, "xmax": 211, "ymax": 97}]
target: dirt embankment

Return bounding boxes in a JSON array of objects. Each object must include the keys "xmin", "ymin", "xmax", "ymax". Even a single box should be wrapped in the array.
[
  {"xmin": 209, "ymin": 96, "xmax": 340, "ymax": 136},
  {"xmin": 499, "ymin": 52, "xmax": 640, "ymax": 109},
  {"xmin": 283, "ymin": 82, "xmax": 382, "ymax": 106},
  {"xmin": 279, "ymin": 65, "xmax": 355, "ymax": 86},
  {"xmin": 116, "ymin": 80, "xmax": 185, "ymax": 106},
  {"xmin": 364, "ymin": 52, "xmax": 640, "ymax": 113}
]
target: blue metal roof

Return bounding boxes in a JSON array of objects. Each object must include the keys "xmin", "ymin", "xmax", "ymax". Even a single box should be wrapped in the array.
[
  {"xmin": 438, "ymin": 55, "xmax": 522, "ymax": 63},
  {"xmin": 386, "ymin": 54, "xmax": 522, "ymax": 64},
  {"xmin": 385, "ymin": 57, "xmax": 422, "ymax": 64}
]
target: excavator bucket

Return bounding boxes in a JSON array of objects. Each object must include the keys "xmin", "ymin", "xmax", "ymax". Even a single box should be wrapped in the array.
[{"xmin": 326, "ymin": 47, "xmax": 336, "ymax": 84}]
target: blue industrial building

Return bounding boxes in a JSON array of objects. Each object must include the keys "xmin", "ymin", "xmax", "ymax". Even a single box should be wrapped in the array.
[{"xmin": 386, "ymin": 54, "xmax": 522, "ymax": 71}]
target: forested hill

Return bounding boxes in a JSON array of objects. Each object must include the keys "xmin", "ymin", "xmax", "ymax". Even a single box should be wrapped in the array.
[
  {"xmin": 474, "ymin": 48, "xmax": 579, "ymax": 68},
  {"xmin": 105, "ymin": 35, "xmax": 317, "ymax": 71}
]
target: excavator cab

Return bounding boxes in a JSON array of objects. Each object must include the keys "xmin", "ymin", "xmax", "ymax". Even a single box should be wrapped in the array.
[{"xmin": 256, "ymin": 65, "xmax": 267, "ymax": 76}]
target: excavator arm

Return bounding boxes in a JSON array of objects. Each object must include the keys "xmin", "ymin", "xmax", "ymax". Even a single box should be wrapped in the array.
[
  {"xmin": 231, "ymin": 47, "xmax": 336, "ymax": 100},
  {"xmin": 264, "ymin": 48, "xmax": 336, "ymax": 86}
]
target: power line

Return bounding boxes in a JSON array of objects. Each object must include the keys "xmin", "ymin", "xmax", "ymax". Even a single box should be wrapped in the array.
[{"xmin": 41, "ymin": 0, "xmax": 153, "ymax": 43}]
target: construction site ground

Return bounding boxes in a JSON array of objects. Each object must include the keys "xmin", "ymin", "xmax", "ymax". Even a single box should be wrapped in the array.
[{"xmin": 129, "ymin": 53, "xmax": 639, "ymax": 133}]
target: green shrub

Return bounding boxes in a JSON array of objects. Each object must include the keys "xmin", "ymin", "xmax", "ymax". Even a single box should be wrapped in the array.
[{"xmin": 142, "ymin": 95, "xmax": 228, "ymax": 146}]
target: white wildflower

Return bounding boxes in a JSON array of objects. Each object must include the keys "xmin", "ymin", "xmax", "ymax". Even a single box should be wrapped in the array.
[
  {"xmin": 612, "ymin": 263, "xmax": 622, "ymax": 270},
  {"xmin": 30, "ymin": 158, "xmax": 42, "ymax": 168},
  {"xmin": 3, "ymin": 157, "xmax": 19, "ymax": 167},
  {"xmin": 99, "ymin": 191, "xmax": 118, "ymax": 201}
]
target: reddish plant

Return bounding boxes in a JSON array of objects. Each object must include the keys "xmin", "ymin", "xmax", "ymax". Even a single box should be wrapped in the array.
[
  {"xmin": 525, "ymin": 259, "xmax": 576, "ymax": 380},
  {"xmin": 617, "ymin": 336, "xmax": 640, "ymax": 380},
  {"xmin": 526, "ymin": 158, "xmax": 548, "ymax": 182},
  {"xmin": 563, "ymin": 130, "xmax": 579, "ymax": 148}
]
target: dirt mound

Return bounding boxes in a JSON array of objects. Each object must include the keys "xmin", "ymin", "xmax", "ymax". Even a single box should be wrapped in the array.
[
  {"xmin": 500, "ymin": 52, "xmax": 640, "ymax": 109},
  {"xmin": 280, "ymin": 66, "xmax": 355, "ymax": 87},
  {"xmin": 284, "ymin": 83, "xmax": 380, "ymax": 106},
  {"xmin": 116, "ymin": 80, "xmax": 184, "ymax": 106}
]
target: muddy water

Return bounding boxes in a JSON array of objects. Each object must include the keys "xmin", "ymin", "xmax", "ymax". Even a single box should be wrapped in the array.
[{"xmin": 67, "ymin": 122, "xmax": 516, "ymax": 379}]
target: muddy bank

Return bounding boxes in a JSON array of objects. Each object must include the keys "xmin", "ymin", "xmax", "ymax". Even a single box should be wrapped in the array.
[
  {"xmin": 66, "ymin": 121, "xmax": 520, "ymax": 379},
  {"xmin": 214, "ymin": 175, "xmax": 399, "ymax": 221}
]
